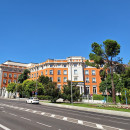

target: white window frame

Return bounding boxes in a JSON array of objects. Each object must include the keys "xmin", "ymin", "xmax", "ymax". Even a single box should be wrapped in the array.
[
  {"xmin": 85, "ymin": 70, "xmax": 89, "ymax": 75},
  {"xmin": 93, "ymin": 85, "xmax": 97, "ymax": 94},
  {"xmin": 49, "ymin": 70, "xmax": 53, "ymax": 75},
  {"xmin": 74, "ymin": 70, "xmax": 78, "ymax": 75},
  {"xmin": 57, "ymin": 70, "xmax": 61, "ymax": 75},
  {"xmin": 4, "ymin": 73, "xmax": 7, "ymax": 77},
  {"xmin": 63, "ymin": 70, "xmax": 67, "ymax": 75},
  {"xmin": 57, "ymin": 77, "xmax": 61, "ymax": 82},
  {"xmin": 86, "ymin": 77, "xmax": 89, "ymax": 83},
  {"xmin": 86, "ymin": 85, "xmax": 90, "ymax": 95},
  {"xmin": 92, "ymin": 77, "xmax": 96, "ymax": 83},
  {"xmin": 64, "ymin": 77, "xmax": 67, "ymax": 82},
  {"xmin": 92, "ymin": 70, "xmax": 96, "ymax": 75}
]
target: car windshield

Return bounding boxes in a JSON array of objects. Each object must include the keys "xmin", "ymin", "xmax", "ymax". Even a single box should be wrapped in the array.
[{"xmin": 33, "ymin": 97, "xmax": 38, "ymax": 100}]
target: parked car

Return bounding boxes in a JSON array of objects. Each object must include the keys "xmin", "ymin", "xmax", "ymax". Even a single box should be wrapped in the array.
[{"xmin": 26, "ymin": 97, "xmax": 39, "ymax": 104}]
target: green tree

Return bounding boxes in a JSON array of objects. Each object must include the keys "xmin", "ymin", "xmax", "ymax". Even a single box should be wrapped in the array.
[
  {"xmin": 99, "ymin": 73, "xmax": 124, "ymax": 95},
  {"xmin": 62, "ymin": 81, "xmax": 81, "ymax": 103},
  {"xmin": 121, "ymin": 66, "xmax": 130, "ymax": 89},
  {"xmin": 38, "ymin": 75, "xmax": 51, "ymax": 85},
  {"xmin": 44, "ymin": 82, "xmax": 61, "ymax": 103},
  {"xmin": 22, "ymin": 80, "xmax": 44, "ymax": 97},
  {"xmin": 7, "ymin": 82, "xmax": 17, "ymax": 93},
  {"xmin": 18, "ymin": 69, "xmax": 30, "ymax": 83},
  {"xmin": 86, "ymin": 39, "xmax": 123, "ymax": 104}
]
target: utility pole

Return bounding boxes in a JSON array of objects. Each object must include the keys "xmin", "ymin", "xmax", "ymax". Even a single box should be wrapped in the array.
[{"xmin": 71, "ymin": 58, "xmax": 73, "ymax": 104}]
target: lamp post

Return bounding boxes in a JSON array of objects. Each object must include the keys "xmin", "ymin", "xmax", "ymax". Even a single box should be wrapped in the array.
[
  {"xmin": 71, "ymin": 58, "xmax": 73, "ymax": 104},
  {"xmin": 35, "ymin": 66, "xmax": 38, "ymax": 97}
]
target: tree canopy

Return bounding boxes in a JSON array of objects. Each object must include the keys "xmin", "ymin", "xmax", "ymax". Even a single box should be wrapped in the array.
[
  {"xmin": 86, "ymin": 39, "xmax": 123, "ymax": 104},
  {"xmin": 18, "ymin": 69, "xmax": 30, "ymax": 83}
]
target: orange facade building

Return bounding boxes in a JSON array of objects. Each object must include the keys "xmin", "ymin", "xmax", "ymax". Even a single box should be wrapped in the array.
[{"xmin": 0, "ymin": 56, "xmax": 102, "ymax": 97}]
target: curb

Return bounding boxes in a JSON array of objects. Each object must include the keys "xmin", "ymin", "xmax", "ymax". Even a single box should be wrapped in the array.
[{"xmin": 40, "ymin": 102, "xmax": 130, "ymax": 118}]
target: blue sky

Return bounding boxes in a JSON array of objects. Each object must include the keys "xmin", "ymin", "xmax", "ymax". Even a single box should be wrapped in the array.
[{"xmin": 0, "ymin": 0, "xmax": 130, "ymax": 64}]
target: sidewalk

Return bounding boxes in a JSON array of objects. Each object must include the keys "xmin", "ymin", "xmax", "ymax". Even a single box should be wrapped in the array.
[
  {"xmin": 39, "ymin": 101, "xmax": 130, "ymax": 118},
  {"xmin": 1, "ymin": 97, "xmax": 130, "ymax": 118}
]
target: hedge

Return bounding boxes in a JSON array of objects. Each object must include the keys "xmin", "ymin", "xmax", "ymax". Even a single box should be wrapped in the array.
[{"xmin": 37, "ymin": 95, "xmax": 51, "ymax": 100}]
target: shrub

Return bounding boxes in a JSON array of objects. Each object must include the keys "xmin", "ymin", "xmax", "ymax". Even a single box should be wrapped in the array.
[
  {"xmin": 121, "ymin": 88, "xmax": 130, "ymax": 104},
  {"xmin": 37, "ymin": 95, "xmax": 51, "ymax": 100},
  {"xmin": 93, "ymin": 94, "xmax": 104, "ymax": 100}
]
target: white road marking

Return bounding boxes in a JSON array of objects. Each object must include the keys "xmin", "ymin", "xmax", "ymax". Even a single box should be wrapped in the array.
[
  {"xmin": 9, "ymin": 113, "xmax": 17, "ymax": 117},
  {"xmin": 0, "ymin": 107, "xmax": 4, "ymax": 108},
  {"xmin": 63, "ymin": 117, "xmax": 67, "ymax": 121},
  {"xmin": 36, "ymin": 122, "xmax": 52, "ymax": 127},
  {"xmin": 32, "ymin": 110, "xmax": 37, "ymax": 113},
  {"xmin": 41, "ymin": 112, "xmax": 45, "ymax": 115},
  {"xmin": 0, "ymin": 124, "xmax": 11, "ymax": 130},
  {"xmin": 20, "ymin": 117, "xmax": 31, "ymax": 121},
  {"xmin": 25, "ymin": 109, "xmax": 30, "ymax": 111},
  {"xmin": 78, "ymin": 120, "xmax": 83, "ymax": 125},
  {"xmin": 96, "ymin": 124, "xmax": 103, "ymax": 129},
  {"xmin": 19, "ymin": 108, "xmax": 24, "ymax": 110},
  {"xmin": 51, "ymin": 114, "xmax": 55, "ymax": 117}
]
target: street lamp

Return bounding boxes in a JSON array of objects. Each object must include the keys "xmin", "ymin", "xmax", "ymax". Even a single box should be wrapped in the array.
[{"xmin": 71, "ymin": 58, "xmax": 73, "ymax": 104}]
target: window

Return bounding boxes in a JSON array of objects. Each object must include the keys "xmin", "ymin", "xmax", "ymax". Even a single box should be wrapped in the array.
[
  {"xmin": 4, "ymin": 73, "xmax": 7, "ymax": 77},
  {"xmin": 14, "ymin": 74, "xmax": 17, "ymax": 78},
  {"xmin": 41, "ymin": 72, "xmax": 43, "ymax": 75},
  {"xmin": 34, "ymin": 73, "xmax": 36, "ymax": 78},
  {"xmin": 45, "ymin": 70, "xmax": 47, "ymax": 75},
  {"xmin": 74, "ymin": 64, "xmax": 77, "ymax": 67},
  {"xmin": 8, "ymin": 79, "xmax": 11, "ymax": 83},
  {"xmin": 86, "ymin": 86, "xmax": 90, "ymax": 95},
  {"xmin": 85, "ymin": 70, "xmax": 89, "ymax": 75},
  {"xmin": 9, "ymin": 73, "xmax": 12, "ymax": 78},
  {"xmin": 63, "ymin": 64, "xmax": 66, "ymax": 67},
  {"xmin": 14, "ymin": 80, "xmax": 16, "ymax": 83},
  {"xmin": 3, "ymin": 79, "xmax": 6, "ymax": 84},
  {"xmin": 74, "ymin": 77, "xmax": 78, "ymax": 81},
  {"xmin": 57, "ymin": 70, "xmax": 61, "ymax": 75},
  {"xmin": 93, "ymin": 86, "xmax": 97, "ymax": 94},
  {"xmin": 86, "ymin": 77, "xmax": 89, "ymax": 83},
  {"xmin": 64, "ymin": 77, "xmax": 67, "ymax": 82},
  {"xmin": 32, "ymin": 74, "xmax": 33, "ymax": 78},
  {"xmin": 74, "ymin": 70, "xmax": 78, "ymax": 75},
  {"xmin": 57, "ymin": 77, "xmax": 61, "ymax": 82},
  {"xmin": 92, "ymin": 70, "xmax": 96, "ymax": 75},
  {"xmin": 37, "ymin": 73, "xmax": 38, "ymax": 77},
  {"xmin": 63, "ymin": 70, "xmax": 67, "ymax": 75},
  {"xmin": 49, "ymin": 70, "xmax": 53, "ymax": 75},
  {"xmin": 50, "ymin": 77, "xmax": 53, "ymax": 81},
  {"xmin": 92, "ymin": 78, "xmax": 96, "ymax": 83},
  {"xmin": 50, "ymin": 65, "xmax": 53, "ymax": 67},
  {"xmin": 57, "ymin": 85, "xmax": 61, "ymax": 90}
]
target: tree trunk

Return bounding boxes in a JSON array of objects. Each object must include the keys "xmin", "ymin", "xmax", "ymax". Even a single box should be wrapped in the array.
[{"xmin": 111, "ymin": 66, "xmax": 116, "ymax": 104}]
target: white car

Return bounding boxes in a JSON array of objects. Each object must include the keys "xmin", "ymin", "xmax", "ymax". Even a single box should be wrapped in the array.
[{"xmin": 26, "ymin": 97, "xmax": 39, "ymax": 104}]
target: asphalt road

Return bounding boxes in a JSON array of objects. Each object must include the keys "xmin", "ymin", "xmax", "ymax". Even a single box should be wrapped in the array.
[{"xmin": 0, "ymin": 99, "xmax": 130, "ymax": 130}]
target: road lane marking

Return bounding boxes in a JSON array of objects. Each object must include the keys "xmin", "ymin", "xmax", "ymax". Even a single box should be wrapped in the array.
[
  {"xmin": 0, "ymin": 124, "xmax": 11, "ymax": 130},
  {"xmin": 36, "ymin": 122, "xmax": 52, "ymax": 127},
  {"xmin": 96, "ymin": 124, "xmax": 103, "ymax": 129},
  {"xmin": 78, "ymin": 120, "xmax": 83, "ymax": 125},
  {"xmin": 25, "ymin": 109, "xmax": 30, "ymax": 111},
  {"xmin": 63, "ymin": 117, "xmax": 67, "ymax": 121},
  {"xmin": 1, "ymin": 103, "xmax": 126, "ymax": 130},
  {"xmin": 9, "ymin": 113, "xmax": 17, "ymax": 117},
  {"xmin": 20, "ymin": 117, "xmax": 31, "ymax": 121},
  {"xmin": 41, "ymin": 112, "xmax": 45, "ymax": 115},
  {"xmin": 51, "ymin": 114, "xmax": 55, "ymax": 117},
  {"xmin": 32, "ymin": 110, "xmax": 37, "ymax": 113}
]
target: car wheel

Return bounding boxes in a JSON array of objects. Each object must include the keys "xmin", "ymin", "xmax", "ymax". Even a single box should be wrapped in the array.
[
  {"xmin": 26, "ymin": 101, "xmax": 27, "ymax": 104},
  {"xmin": 31, "ymin": 101, "xmax": 32, "ymax": 104}
]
